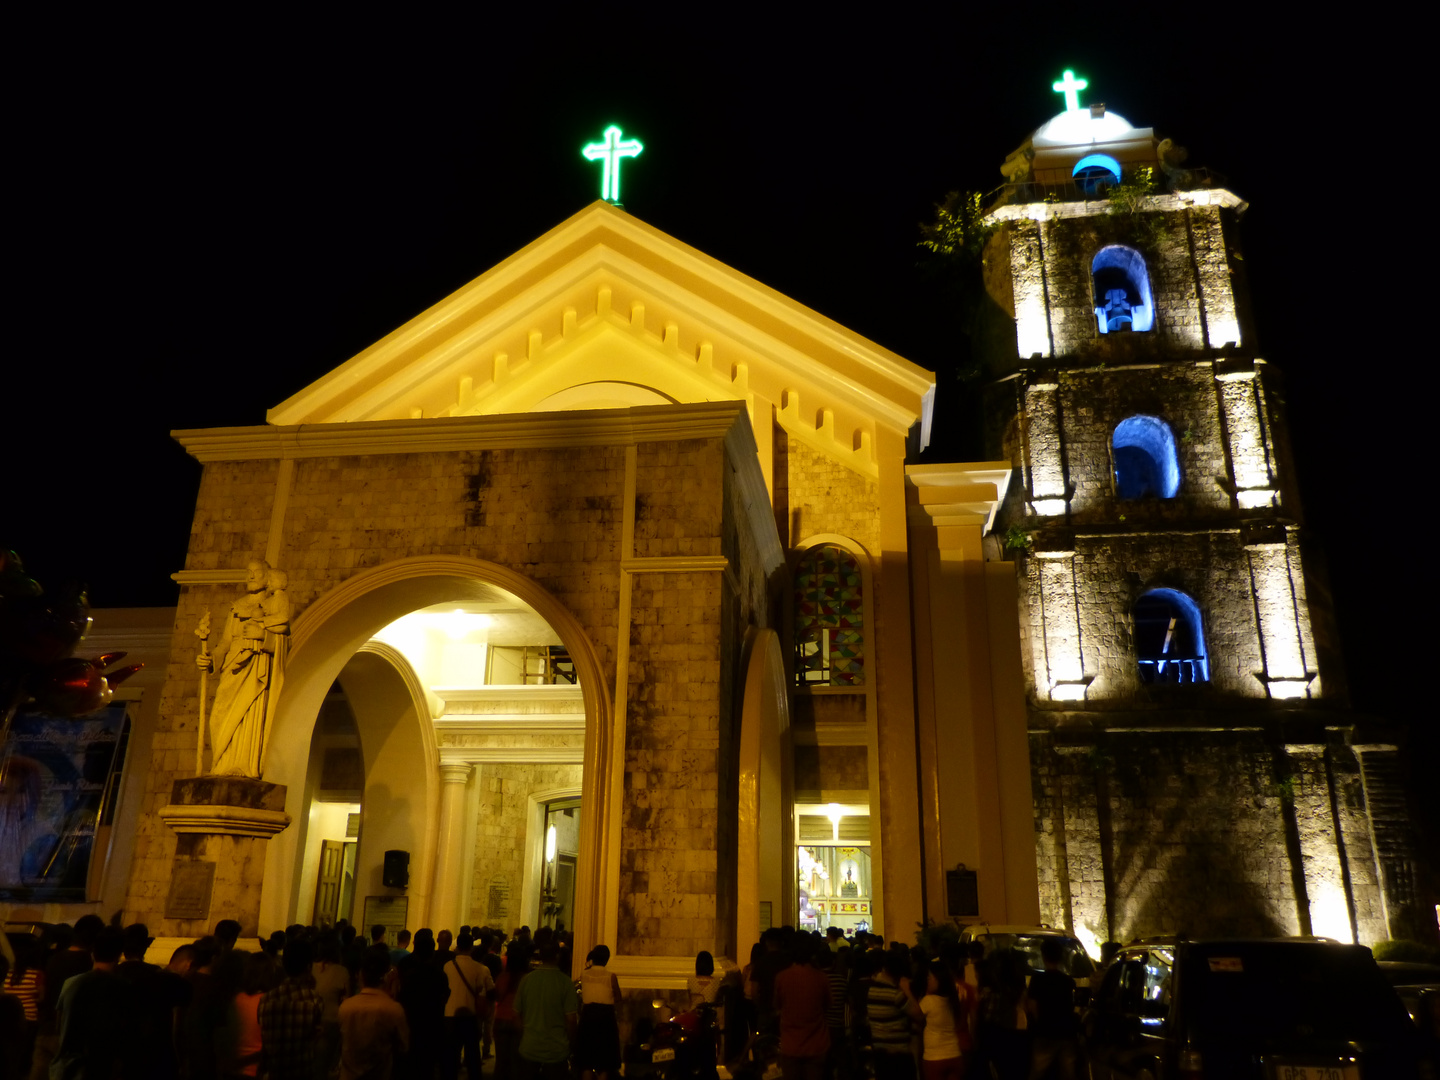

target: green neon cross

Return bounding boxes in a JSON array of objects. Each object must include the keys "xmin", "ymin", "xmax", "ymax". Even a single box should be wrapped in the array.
[
  {"xmin": 582, "ymin": 125, "xmax": 643, "ymax": 203},
  {"xmin": 1052, "ymin": 69, "xmax": 1089, "ymax": 112}
]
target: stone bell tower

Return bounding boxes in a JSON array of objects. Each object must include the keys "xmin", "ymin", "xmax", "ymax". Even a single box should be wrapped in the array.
[{"xmin": 980, "ymin": 75, "xmax": 1421, "ymax": 946}]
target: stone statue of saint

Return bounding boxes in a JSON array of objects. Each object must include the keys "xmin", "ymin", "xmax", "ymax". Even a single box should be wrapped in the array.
[{"xmin": 199, "ymin": 560, "xmax": 290, "ymax": 778}]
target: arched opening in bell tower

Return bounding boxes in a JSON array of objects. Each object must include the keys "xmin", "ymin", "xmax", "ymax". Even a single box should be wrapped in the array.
[
  {"xmin": 1112, "ymin": 415, "xmax": 1180, "ymax": 499},
  {"xmin": 1092, "ymin": 246, "xmax": 1154, "ymax": 334},
  {"xmin": 1134, "ymin": 588, "xmax": 1209, "ymax": 685},
  {"xmin": 1073, "ymin": 153, "xmax": 1122, "ymax": 194}
]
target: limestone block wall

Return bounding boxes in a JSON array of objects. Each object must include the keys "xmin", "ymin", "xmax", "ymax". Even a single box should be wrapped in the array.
[
  {"xmin": 1031, "ymin": 730, "xmax": 1393, "ymax": 945},
  {"xmin": 997, "ymin": 204, "xmax": 1246, "ymax": 366},
  {"xmin": 774, "ymin": 434, "xmax": 880, "ymax": 556},
  {"xmin": 1023, "ymin": 531, "xmax": 1269, "ymax": 705},
  {"xmin": 793, "ymin": 744, "xmax": 868, "ymax": 801},
  {"xmin": 469, "ymin": 761, "xmax": 584, "ymax": 929},
  {"xmin": 129, "ymin": 439, "xmax": 657, "ymax": 935},
  {"xmin": 617, "ymin": 437, "xmax": 729, "ymax": 959},
  {"xmin": 620, "ymin": 569, "xmax": 723, "ymax": 957},
  {"xmin": 1049, "ymin": 364, "xmax": 1234, "ymax": 522},
  {"xmin": 1008, "ymin": 361, "xmax": 1297, "ymax": 524}
]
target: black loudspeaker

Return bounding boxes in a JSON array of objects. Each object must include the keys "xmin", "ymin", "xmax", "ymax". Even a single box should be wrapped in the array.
[{"xmin": 382, "ymin": 850, "xmax": 409, "ymax": 889}]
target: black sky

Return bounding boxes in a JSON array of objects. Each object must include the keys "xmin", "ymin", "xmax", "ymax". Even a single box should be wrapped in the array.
[{"xmin": 4, "ymin": 9, "xmax": 1421, "ymax": 741}]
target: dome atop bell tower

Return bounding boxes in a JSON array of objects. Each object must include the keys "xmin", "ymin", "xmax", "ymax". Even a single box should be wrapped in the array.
[{"xmin": 1001, "ymin": 71, "xmax": 1159, "ymax": 186}]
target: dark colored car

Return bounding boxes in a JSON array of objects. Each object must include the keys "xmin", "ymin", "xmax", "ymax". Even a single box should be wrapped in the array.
[{"xmin": 1082, "ymin": 938, "xmax": 1422, "ymax": 1079}]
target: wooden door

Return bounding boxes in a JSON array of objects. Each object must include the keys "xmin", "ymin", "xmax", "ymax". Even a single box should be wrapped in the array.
[{"xmin": 314, "ymin": 840, "xmax": 344, "ymax": 927}]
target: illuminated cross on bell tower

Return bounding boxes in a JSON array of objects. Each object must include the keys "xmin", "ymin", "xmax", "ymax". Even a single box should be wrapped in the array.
[
  {"xmin": 582, "ymin": 125, "xmax": 643, "ymax": 205},
  {"xmin": 1052, "ymin": 69, "xmax": 1089, "ymax": 113}
]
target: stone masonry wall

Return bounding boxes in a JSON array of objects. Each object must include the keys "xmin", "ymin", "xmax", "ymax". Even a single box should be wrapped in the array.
[
  {"xmin": 1021, "ymin": 531, "xmax": 1267, "ymax": 706},
  {"xmin": 1052, "ymin": 363, "xmax": 1232, "ymax": 523},
  {"xmin": 1039, "ymin": 211, "xmax": 1208, "ymax": 360},
  {"xmin": 617, "ymin": 437, "xmax": 727, "ymax": 959},
  {"xmin": 777, "ymin": 435, "xmax": 880, "ymax": 557},
  {"xmin": 1032, "ymin": 730, "xmax": 1396, "ymax": 946},
  {"xmin": 127, "ymin": 441, "xmax": 646, "ymax": 936},
  {"xmin": 468, "ymin": 762, "xmax": 584, "ymax": 929},
  {"xmin": 1032, "ymin": 730, "xmax": 1305, "ymax": 942}
]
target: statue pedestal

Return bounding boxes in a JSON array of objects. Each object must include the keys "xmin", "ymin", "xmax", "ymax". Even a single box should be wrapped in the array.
[{"xmin": 157, "ymin": 777, "xmax": 291, "ymax": 937}]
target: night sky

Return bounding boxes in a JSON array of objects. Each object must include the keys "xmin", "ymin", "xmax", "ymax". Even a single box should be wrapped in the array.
[{"xmin": 6, "ymin": 13, "xmax": 1425, "ymax": 822}]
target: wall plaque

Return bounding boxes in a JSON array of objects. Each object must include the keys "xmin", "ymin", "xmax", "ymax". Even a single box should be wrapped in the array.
[
  {"xmin": 165, "ymin": 860, "xmax": 217, "ymax": 921},
  {"xmin": 361, "ymin": 896, "xmax": 409, "ymax": 947},
  {"xmin": 486, "ymin": 875, "xmax": 510, "ymax": 922},
  {"xmin": 946, "ymin": 865, "xmax": 979, "ymax": 918}
]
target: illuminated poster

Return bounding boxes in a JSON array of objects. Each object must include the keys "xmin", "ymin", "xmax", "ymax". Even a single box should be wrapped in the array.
[{"xmin": 0, "ymin": 705, "xmax": 127, "ymax": 901}]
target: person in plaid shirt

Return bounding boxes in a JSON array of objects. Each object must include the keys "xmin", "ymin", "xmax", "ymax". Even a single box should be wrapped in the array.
[{"xmin": 258, "ymin": 937, "xmax": 323, "ymax": 1080}]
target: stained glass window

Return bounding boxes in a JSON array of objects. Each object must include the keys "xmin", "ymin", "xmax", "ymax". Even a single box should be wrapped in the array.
[{"xmin": 794, "ymin": 544, "xmax": 865, "ymax": 686}]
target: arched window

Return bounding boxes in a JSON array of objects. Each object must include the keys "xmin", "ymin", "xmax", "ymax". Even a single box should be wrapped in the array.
[
  {"xmin": 1112, "ymin": 415, "xmax": 1180, "ymax": 499},
  {"xmin": 794, "ymin": 544, "xmax": 865, "ymax": 686},
  {"xmin": 1073, "ymin": 153, "xmax": 1122, "ymax": 195},
  {"xmin": 1092, "ymin": 245, "xmax": 1154, "ymax": 334},
  {"xmin": 1134, "ymin": 588, "xmax": 1208, "ymax": 684}
]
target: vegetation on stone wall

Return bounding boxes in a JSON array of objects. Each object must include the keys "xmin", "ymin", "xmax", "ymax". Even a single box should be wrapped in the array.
[{"xmin": 918, "ymin": 192, "xmax": 1020, "ymax": 384}]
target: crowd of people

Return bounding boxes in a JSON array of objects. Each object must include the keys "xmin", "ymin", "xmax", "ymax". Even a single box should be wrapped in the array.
[
  {"xmin": 0, "ymin": 914, "xmax": 585, "ymax": 1080},
  {"xmin": 735, "ymin": 926, "xmax": 1078, "ymax": 1080},
  {"xmin": 1, "ymin": 915, "xmax": 1080, "ymax": 1080}
]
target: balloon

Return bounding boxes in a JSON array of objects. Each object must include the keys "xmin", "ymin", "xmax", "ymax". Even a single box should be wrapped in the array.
[
  {"xmin": 101, "ymin": 662, "xmax": 143, "ymax": 690},
  {"xmin": 0, "ymin": 590, "xmax": 91, "ymax": 664},
  {"xmin": 0, "ymin": 549, "xmax": 42, "ymax": 598},
  {"xmin": 29, "ymin": 656, "xmax": 111, "ymax": 716}
]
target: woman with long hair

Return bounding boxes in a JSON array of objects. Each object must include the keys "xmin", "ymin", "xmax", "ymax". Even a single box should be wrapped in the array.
[
  {"xmin": 918, "ymin": 960, "xmax": 972, "ymax": 1080},
  {"xmin": 574, "ymin": 945, "xmax": 622, "ymax": 1080}
]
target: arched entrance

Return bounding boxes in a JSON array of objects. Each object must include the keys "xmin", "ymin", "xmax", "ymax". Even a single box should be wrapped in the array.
[{"xmin": 260, "ymin": 556, "xmax": 613, "ymax": 956}]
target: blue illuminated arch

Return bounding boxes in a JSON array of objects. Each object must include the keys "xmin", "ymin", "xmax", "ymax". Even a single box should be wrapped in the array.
[
  {"xmin": 1092, "ymin": 245, "xmax": 1154, "ymax": 334},
  {"xmin": 1112, "ymin": 415, "xmax": 1180, "ymax": 499},
  {"xmin": 1073, "ymin": 153, "xmax": 1122, "ymax": 194},
  {"xmin": 1134, "ymin": 588, "xmax": 1208, "ymax": 684}
]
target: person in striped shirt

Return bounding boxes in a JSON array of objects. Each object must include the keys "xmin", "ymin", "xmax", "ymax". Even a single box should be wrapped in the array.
[{"xmin": 865, "ymin": 950, "xmax": 921, "ymax": 1080}]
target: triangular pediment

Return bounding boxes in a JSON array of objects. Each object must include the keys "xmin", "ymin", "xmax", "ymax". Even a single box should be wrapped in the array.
[{"xmin": 268, "ymin": 202, "xmax": 936, "ymax": 471}]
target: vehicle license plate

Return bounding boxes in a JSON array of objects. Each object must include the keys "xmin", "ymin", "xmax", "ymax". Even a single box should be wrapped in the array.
[
  {"xmin": 1270, "ymin": 1064, "xmax": 1358, "ymax": 1080},
  {"xmin": 652, "ymin": 1049, "xmax": 675, "ymax": 1063}
]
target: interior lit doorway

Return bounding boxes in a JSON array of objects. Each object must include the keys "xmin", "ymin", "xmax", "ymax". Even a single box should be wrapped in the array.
[
  {"xmin": 538, "ymin": 797, "xmax": 581, "ymax": 931},
  {"xmin": 795, "ymin": 802, "xmax": 872, "ymax": 934},
  {"xmin": 298, "ymin": 682, "xmax": 363, "ymax": 929}
]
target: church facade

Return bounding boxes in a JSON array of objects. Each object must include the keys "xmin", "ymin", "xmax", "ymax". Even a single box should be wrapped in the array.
[{"xmin": 98, "ymin": 203, "xmax": 1036, "ymax": 990}]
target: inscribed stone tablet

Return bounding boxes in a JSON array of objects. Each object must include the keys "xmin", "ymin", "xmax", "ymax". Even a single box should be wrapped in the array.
[
  {"xmin": 361, "ymin": 896, "xmax": 409, "ymax": 947},
  {"xmin": 487, "ymin": 875, "xmax": 510, "ymax": 922},
  {"xmin": 166, "ymin": 861, "xmax": 216, "ymax": 921}
]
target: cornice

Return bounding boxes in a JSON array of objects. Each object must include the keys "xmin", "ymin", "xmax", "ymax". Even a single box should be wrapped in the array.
[
  {"xmin": 988, "ymin": 187, "xmax": 1247, "ymax": 224},
  {"xmin": 905, "ymin": 462, "xmax": 1013, "ymax": 534},
  {"xmin": 438, "ymin": 746, "xmax": 584, "ymax": 765},
  {"xmin": 175, "ymin": 401, "xmax": 747, "ymax": 463},
  {"xmin": 157, "ymin": 803, "xmax": 293, "ymax": 838}
]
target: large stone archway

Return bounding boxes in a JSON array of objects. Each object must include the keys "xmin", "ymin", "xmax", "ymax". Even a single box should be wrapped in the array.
[{"xmin": 260, "ymin": 555, "xmax": 614, "ymax": 955}]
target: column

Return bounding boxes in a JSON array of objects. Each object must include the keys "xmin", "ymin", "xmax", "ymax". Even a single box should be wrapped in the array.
[
  {"xmin": 1246, "ymin": 540, "xmax": 1313, "ymax": 699},
  {"xmin": 1215, "ymin": 361, "xmax": 1275, "ymax": 509},
  {"xmin": 1025, "ymin": 381, "xmax": 1067, "ymax": 516},
  {"xmin": 429, "ymin": 762, "xmax": 473, "ymax": 935},
  {"xmin": 1283, "ymin": 744, "xmax": 1354, "ymax": 942},
  {"xmin": 1035, "ymin": 550, "xmax": 1087, "ymax": 700},
  {"xmin": 1054, "ymin": 746, "xmax": 1111, "ymax": 948}
]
